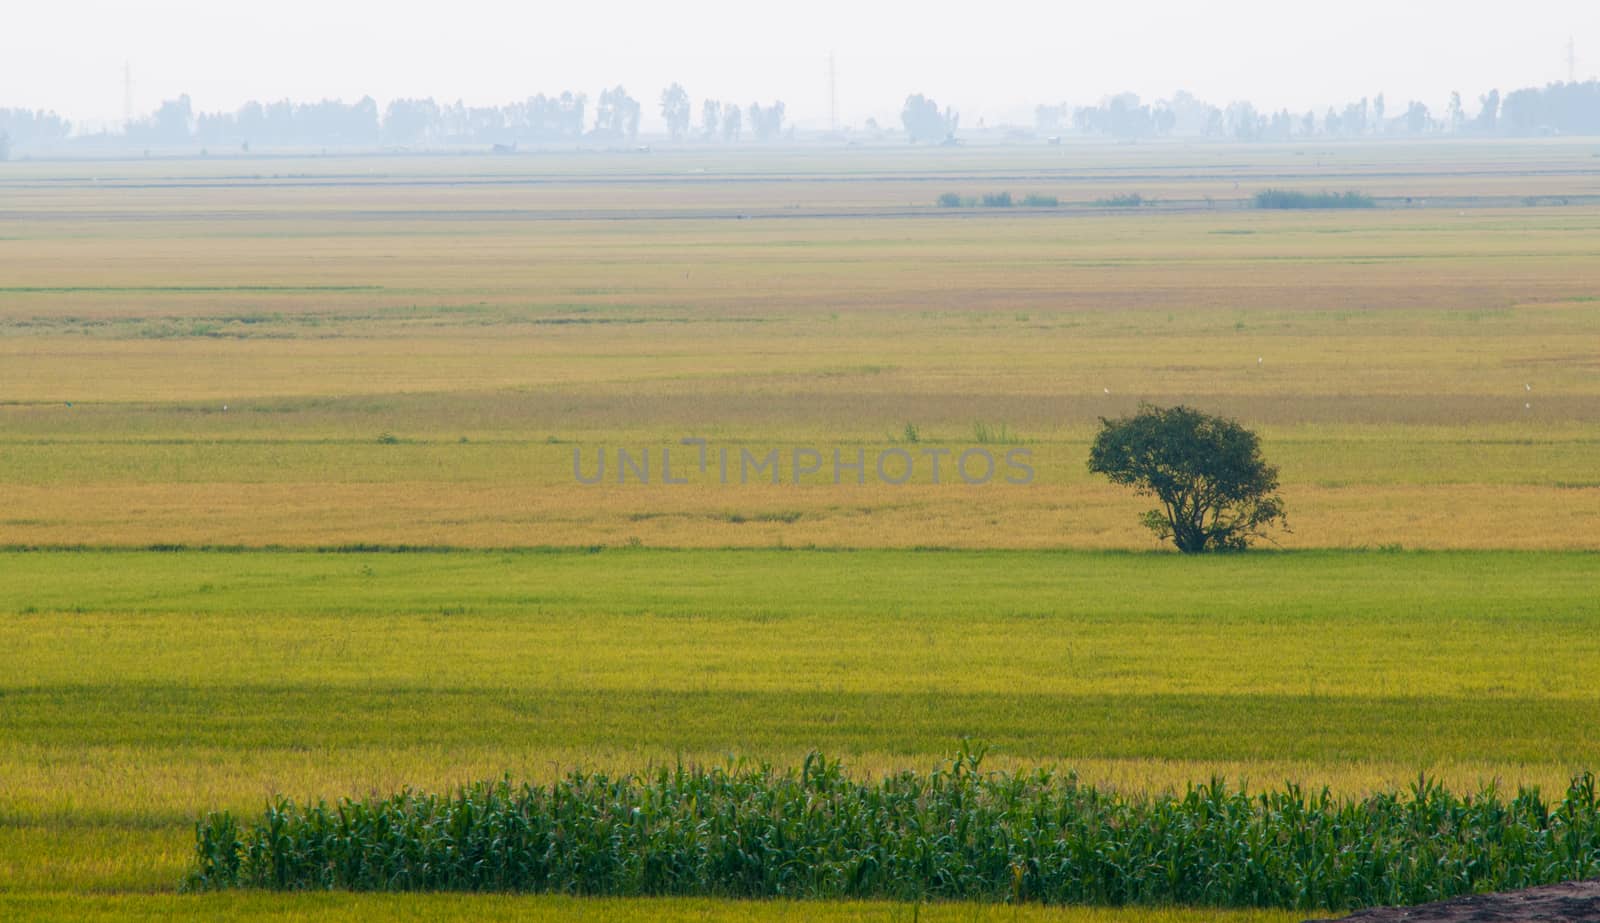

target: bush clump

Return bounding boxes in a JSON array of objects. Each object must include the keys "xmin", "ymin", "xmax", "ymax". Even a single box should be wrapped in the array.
[
  {"xmin": 188, "ymin": 749, "xmax": 1600, "ymax": 912},
  {"xmin": 940, "ymin": 192, "xmax": 1057, "ymax": 208},
  {"xmin": 1254, "ymin": 189, "xmax": 1375, "ymax": 209}
]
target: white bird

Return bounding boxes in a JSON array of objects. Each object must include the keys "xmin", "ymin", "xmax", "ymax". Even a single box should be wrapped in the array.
[
  {"xmin": 1257, "ymin": 357, "xmax": 1263, "ymax": 365},
  {"xmin": 222, "ymin": 404, "xmax": 228, "ymax": 411},
  {"xmin": 1525, "ymin": 402, "xmax": 1532, "ymax": 409},
  {"xmin": 1103, "ymin": 388, "xmax": 1110, "ymax": 394},
  {"xmin": 1525, "ymin": 383, "xmax": 1531, "ymax": 392}
]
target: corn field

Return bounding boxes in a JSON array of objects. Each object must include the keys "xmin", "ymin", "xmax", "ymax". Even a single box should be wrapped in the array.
[{"xmin": 187, "ymin": 749, "xmax": 1600, "ymax": 911}]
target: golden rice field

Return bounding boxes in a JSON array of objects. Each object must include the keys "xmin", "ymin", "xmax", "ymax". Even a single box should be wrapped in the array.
[
  {"xmin": 2, "ymin": 145, "xmax": 1598, "ymax": 550},
  {"xmin": 1, "ymin": 140, "xmax": 1597, "ymax": 919}
]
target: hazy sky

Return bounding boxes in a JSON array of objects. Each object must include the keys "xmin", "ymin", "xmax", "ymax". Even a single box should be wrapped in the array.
[{"xmin": 4, "ymin": 0, "xmax": 1597, "ymax": 130}]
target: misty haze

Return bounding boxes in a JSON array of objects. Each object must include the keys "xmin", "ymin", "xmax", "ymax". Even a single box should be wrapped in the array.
[{"xmin": 3, "ymin": 3, "xmax": 1600, "ymax": 923}]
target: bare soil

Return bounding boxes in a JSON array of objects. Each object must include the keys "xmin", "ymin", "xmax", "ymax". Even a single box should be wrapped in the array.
[{"xmin": 1307, "ymin": 880, "xmax": 1600, "ymax": 922}]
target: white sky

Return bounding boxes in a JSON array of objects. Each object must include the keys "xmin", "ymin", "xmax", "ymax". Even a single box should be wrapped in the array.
[{"xmin": 4, "ymin": 0, "xmax": 1598, "ymax": 130}]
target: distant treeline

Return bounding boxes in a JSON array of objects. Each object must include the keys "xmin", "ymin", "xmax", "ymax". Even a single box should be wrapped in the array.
[
  {"xmin": 2, "ymin": 79, "xmax": 1599, "ymax": 155},
  {"xmin": 0, "ymin": 107, "xmax": 72, "ymax": 157},
  {"xmin": 1047, "ymin": 82, "xmax": 1600, "ymax": 141},
  {"xmin": 0, "ymin": 85, "xmax": 788, "ymax": 155},
  {"xmin": 122, "ymin": 89, "xmax": 762, "ymax": 149}
]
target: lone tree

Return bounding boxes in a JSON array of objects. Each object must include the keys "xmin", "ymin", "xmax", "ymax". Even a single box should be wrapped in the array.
[{"xmin": 1089, "ymin": 404, "xmax": 1287, "ymax": 553}]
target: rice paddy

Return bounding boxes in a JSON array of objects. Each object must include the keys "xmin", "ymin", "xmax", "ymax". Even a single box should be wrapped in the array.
[{"xmin": 1, "ymin": 140, "xmax": 1597, "ymax": 919}]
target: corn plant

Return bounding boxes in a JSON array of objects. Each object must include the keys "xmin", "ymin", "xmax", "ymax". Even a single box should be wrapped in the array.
[{"xmin": 188, "ymin": 748, "xmax": 1600, "ymax": 911}]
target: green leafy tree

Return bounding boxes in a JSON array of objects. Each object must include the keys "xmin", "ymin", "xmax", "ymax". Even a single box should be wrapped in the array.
[{"xmin": 1089, "ymin": 404, "xmax": 1287, "ymax": 553}]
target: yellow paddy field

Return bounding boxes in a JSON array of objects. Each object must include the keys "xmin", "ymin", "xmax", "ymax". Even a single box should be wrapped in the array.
[{"xmin": 1, "ymin": 140, "xmax": 1596, "ymax": 919}]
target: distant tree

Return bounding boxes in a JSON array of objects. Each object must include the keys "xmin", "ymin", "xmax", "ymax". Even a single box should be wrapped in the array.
[
  {"xmin": 1475, "ymin": 89, "xmax": 1500, "ymax": 134},
  {"xmin": 291, "ymin": 96, "xmax": 380, "ymax": 146},
  {"xmin": 1166, "ymin": 90, "xmax": 1220, "ymax": 137},
  {"xmin": 1152, "ymin": 103, "xmax": 1177, "ymax": 135},
  {"xmin": 129, "ymin": 95, "xmax": 194, "ymax": 144},
  {"xmin": 0, "ymin": 131, "xmax": 9, "ymax": 161},
  {"xmin": 1340, "ymin": 97, "xmax": 1368, "ymax": 137},
  {"xmin": 383, "ymin": 98, "xmax": 441, "ymax": 145},
  {"xmin": 722, "ymin": 102, "xmax": 742, "ymax": 141},
  {"xmin": 439, "ymin": 99, "xmax": 507, "ymax": 144},
  {"xmin": 195, "ymin": 109, "xmax": 236, "ymax": 147},
  {"xmin": 1372, "ymin": 94, "xmax": 1386, "ymax": 134},
  {"xmin": 0, "ymin": 108, "xmax": 71, "ymax": 152},
  {"xmin": 1501, "ymin": 87, "xmax": 1541, "ymax": 133},
  {"xmin": 748, "ymin": 100, "xmax": 785, "ymax": 141},
  {"xmin": 1446, "ymin": 91, "xmax": 1465, "ymax": 133},
  {"xmin": 236, "ymin": 100, "xmax": 266, "ymax": 146},
  {"xmin": 1265, "ymin": 109, "xmax": 1294, "ymax": 140},
  {"xmin": 1035, "ymin": 102, "xmax": 1070, "ymax": 133},
  {"xmin": 1225, "ymin": 100, "xmax": 1261, "ymax": 140},
  {"xmin": 902, "ymin": 93, "xmax": 958, "ymax": 143},
  {"xmin": 1404, "ymin": 100, "xmax": 1431, "ymax": 135},
  {"xmin": 1500, "ymin": 82, "xmax": 1600, "ymax": 135},
  {"xmin": 156, "ymin": 95, "xmax": 194, "ymax": 142},
  {"xmin": 1089, "ymin": 404, "xmax": 1287, "ymax": 553},
  {"xmin": 595, "ymin": 86, "xmax": 641, "ymax": 140},
  {"xmin": 660, "ymin": 83, "xmax": 691, "ymax": 141},
  {"xmin": 1074, "ymin": 93, "xmax": 1151, "ymax": 140},
  {"xmin": 505, "ymin": 92, "xmax": 586, "ymax": 142},
  {"xmin": 700, "ymin": 99, "xmax": 721, "ymax": 140}
]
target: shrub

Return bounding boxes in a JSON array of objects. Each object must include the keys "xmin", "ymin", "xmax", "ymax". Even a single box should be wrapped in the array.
[
  {"xmin": 1098, "ymin": 193, "xmax": 1144, "ymax": 207},
  {"xmin": 1253, "ymin": 189, "xmax": 1375, "ymax": 209},
  {"xmin": 1021, "ymin": 194, "xmax": 1059, "ymax": 207},
  {"xmin": 936, "ymin": 192, "xmax": 963, "ymax": 208},
  {"xmin": 979, "ymin": 191, "xmax": 1013, "ymax": 207}
]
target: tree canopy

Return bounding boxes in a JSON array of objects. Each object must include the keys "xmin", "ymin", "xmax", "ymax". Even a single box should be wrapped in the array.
[
  {"xmin": 1088, "ymin": 404, "xmax": 1287, "ymax": 553},
  {"xmin": 660, "ymin": 83, "xmax": 691, "ymax": 141},
  {"xmin": 901, "ymin": 94, "xmax": 958, "ymax": 143}
]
